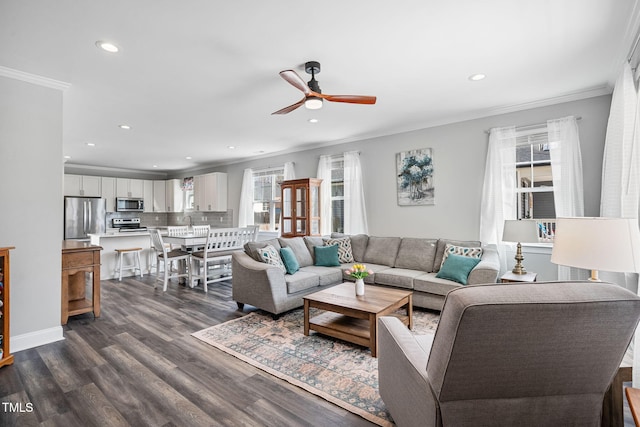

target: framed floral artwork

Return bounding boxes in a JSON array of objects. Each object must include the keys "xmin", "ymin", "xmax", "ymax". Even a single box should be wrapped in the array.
[{"xmin": 396, "ymin": 148, "xmax": 434, "ymax": 206}]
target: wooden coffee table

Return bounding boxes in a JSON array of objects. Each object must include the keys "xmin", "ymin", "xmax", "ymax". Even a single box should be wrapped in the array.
[{"xmin": 303, "ymin": 282, "xmax": 413, "ymax": 357}]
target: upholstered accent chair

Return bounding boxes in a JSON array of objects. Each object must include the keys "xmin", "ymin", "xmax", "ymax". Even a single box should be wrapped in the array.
[{"xmin": 378, "ymin": 281, "xmax": 640, "ymax": 427}]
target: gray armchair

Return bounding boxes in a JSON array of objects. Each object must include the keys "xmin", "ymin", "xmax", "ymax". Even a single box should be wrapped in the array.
[{"xmin": 378, "ymin": 281, "xmax": 640, "ymax": 427}]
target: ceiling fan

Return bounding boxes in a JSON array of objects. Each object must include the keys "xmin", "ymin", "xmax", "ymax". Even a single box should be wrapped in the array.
[{"xmin": 272, "ymin": 61, "xmax": 377, "ymax": 115}]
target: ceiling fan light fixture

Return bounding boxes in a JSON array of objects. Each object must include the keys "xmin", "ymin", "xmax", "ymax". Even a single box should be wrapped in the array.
[{"xmin": 305, "ymin": 96, "xmax": 323, "ymax": 110}]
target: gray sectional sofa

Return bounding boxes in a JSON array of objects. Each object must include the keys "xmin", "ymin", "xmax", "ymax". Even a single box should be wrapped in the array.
[{"xmin": 231, "ymin": 233, "xmax": 500, "ymax": 316}]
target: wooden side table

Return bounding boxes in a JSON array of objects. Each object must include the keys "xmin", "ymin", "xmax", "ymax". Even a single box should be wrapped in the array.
[
  {"xmin": 61, "ymin": 241, "xmax": 102, "ymax": 325},
  {"xmin": 500, "ymin": 271, "xmax": 537, "ymax": 283}
]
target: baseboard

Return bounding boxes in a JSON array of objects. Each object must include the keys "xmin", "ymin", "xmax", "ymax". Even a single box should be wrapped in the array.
[{"xmin": 11, "ymin": 326, "xmax": 65, "ymax": 353}]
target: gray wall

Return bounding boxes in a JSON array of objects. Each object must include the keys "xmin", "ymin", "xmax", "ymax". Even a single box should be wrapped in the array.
[
  {"xmin": 0, "ymin": 76, "xmax": 64, "ymax": 349},
  {"xmin": 212, "ymin": 94, "xmax": 611, "ymax": 240}
]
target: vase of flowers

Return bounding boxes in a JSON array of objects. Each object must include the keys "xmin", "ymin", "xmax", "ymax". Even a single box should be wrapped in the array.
[{"xmin": 346, "ymin": 264, "xmax": 372, "ymax": 296}]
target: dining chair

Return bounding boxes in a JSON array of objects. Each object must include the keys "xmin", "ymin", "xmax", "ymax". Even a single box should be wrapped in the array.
[
  {"xmin": 149, "ymin": 229, "xmax": 192, "ymax": 291},
  {"xmin": 191, "ymin": 226, "xmax": 257, "ymax": 292}
]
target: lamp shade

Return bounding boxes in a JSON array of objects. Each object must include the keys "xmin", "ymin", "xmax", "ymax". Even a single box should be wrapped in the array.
[
  {"xmin": 550, "ymin": 217, "xmax": 640, "ymax": 273},
  {"xmin": 502, "ymin": 220, "xmax": 539, "ymax": 243}
]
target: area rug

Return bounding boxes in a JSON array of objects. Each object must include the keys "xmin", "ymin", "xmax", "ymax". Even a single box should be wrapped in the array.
[{"xmin": 191, "ymin": 308, "xmax": 439, "ymax": 426}]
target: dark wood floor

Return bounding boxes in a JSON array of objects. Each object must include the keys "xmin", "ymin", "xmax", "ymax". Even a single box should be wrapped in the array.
[{"xmin": 0, "ymin": 275, "xmax": 376, "ymax": 427}]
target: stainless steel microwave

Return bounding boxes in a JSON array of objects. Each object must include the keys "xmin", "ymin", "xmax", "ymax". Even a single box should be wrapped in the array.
[{"xmin": 116, "ymin": 197, "xmax": 144, "ymax": 212}]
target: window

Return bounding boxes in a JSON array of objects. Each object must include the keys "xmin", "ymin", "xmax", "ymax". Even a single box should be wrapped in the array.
[
  {"xmin": 515, "ymin": 128, "xmax": 555, "ymax": 239},
  {"xmin": 252, "ymin": 168, "xmax": 284, "ymax": 231},
  {"xmin": 330, "ymin": 158, "xmax": 345, "ymax": 233}
]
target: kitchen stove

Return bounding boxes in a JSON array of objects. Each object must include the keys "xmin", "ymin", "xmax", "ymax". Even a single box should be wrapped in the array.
[{"xmin": 112, "ymin": 217, "xmax": 147, "ymax": 232}]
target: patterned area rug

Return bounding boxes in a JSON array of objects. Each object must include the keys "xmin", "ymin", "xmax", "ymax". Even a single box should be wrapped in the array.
[{"xmin": 192, "ymin": 308, "xmax": 439, "ymax": 426}]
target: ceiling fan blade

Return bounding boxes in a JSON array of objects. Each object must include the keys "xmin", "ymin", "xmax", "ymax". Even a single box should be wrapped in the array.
[
  {"xmin": 319, "ymin": 94, "xmax": 377, "ymax": 104},
  {"xmin": 279, "ymin": 70, "xmax": 310, "ymax": 95},
  {"xmin": 271, "ymin": 97, "xmax": 306, "ymax": 115}
]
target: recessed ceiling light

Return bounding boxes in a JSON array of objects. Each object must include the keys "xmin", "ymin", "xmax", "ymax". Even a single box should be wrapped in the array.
[
  {"xmin": 86, "ymin": 142, "xmax": 95, "ymax": 147},
  {"xmin": 468, "ymin": 73, "xmax": 486, "ymax": 81},
  {"xmin": 95, "ymin": 41, "xmax": 119, "ymax": 53},
  {"xmin": 64, "ymin": 155, "xmax": 71, "ymax": 159},
  {"xmin": 308, "ymin": 118, "xmax": 319, "ymax": 123},
  {"xmin": 185, "ymin": 156, "xmax": 192, "ymax": 160},
  {"xmin": 227, "ymin": 146, "xmax": 236, "ymax": 149},
  {"xmin": 153, "ymin": 165, "xmax": 158, "ymax": 168},
  {"xmin": 118, "ymin": 124, "xmax": 131, "ymax": 130}
]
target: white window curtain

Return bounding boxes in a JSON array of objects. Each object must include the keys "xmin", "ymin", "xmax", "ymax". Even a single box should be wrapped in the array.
[
  {"xmin": 548, "ymin": 116, "xmax": 585, "ymax": 281},
  {"xmin": 600, "ymin": 63, "xmax": 640, "ymax": 293},
  {"xmin": 599, "ymin": 63, "xmax": 640, "ymax": 387},
  {"xmin": 283, "ymin": 161, "xmax": 296, "ymax": 181},
  {"xmin": 238, "ymin": 168, "xmax": 254, "ymax": 227},
  {"xmin": 343, "ymin": 151, "xmax": 369, "ymax": 235},
  {"xmin": 479, "ymin": 126, "xmax": 517, "ymax": 273},
  {"xmin": 317, "ymin": 155, "xmax": 333, "ymax": 236}
]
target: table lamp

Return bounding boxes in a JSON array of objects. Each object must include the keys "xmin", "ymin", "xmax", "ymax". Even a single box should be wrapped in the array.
[
  {"xmin": 502, "ymin": 219, "xmax": 540, "ymax": 274},
  {"xmin": 550, "ymin": 217, "xmax": 640, "ymax": 281}
]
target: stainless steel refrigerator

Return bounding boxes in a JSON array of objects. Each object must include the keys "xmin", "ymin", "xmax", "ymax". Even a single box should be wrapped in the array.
[{"xmin": 64, "ymin": 196, "xmax": 106, "ymax": 240}]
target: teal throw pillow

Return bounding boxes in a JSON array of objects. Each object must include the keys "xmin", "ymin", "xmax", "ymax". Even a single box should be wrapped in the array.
[
  {"xmin": 435, "ymin": 253, "xmax": 481, "ymax": 285},
  {"xmin": 314, "ymin": 245, "xmax": 340, "ymax": 267},
  {"xmin": 279, "ymin": 247, "xmax": 300, "ymax": 275}
]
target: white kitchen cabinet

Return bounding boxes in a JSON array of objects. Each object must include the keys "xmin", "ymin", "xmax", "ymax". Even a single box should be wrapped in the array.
[
  {"xmin": 116, "ymin": 178, "xmax": 144, "ymax": 198},
  {"xmin": 101, "ymin": 177, "xmax": 116, "ymax": 212},
  {"xmin": 165, "ymin": 178, "xmax": 184, "ymax": 212},
  {"xmin": 193, "ymin": 172, "xmax": 227, "ymax": 212},
  {"xmin": 153, "ymin": 180, "xmax": 167, "ymax": 212},
  {"xmin": 64, "ymin": 174, "xmax": 101, "ymax": 197},
  {"xmin": 143, "ymin": 180, "xmax": 154, "ymax": 213}
]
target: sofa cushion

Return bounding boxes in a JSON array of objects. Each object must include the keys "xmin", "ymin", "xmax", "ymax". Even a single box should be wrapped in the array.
[
  {"xmin": 433, "ymin": 239, "xmax": 482, "ymax": 272},
  {"xmin": 439, "ymin": 243, "xmax": 483, "ymax": 270},
  {"xmin": 244, "ymin": 238, "xmax": 282, "ymax": 262},
  {"xmin": 414, "ymin": 272, "xmax": 462, "ymax": 296},
  {"xmin": 331, "ymin": 233, "xmax": 369, "ymax": 262},
  {"xmin": 314, "ymin": 245, "xmax": 341, "ymax": 267},
  {"xmin": 299, "ymin": 266, "xmax": 343, "ymax": 287},
  {"xmin": 303, "ymin": 236, "xmax": 324, "ymax": 263},
  {"xmin": 257, "ymin": 244, "xmax": 286, "ymax": 273},
  {"xmin": 279, "ymin": 247, "xmax": 300, "ymax": 275},
  {"xmin": 278, "ymin": 237, "xmax": 313, "ymax": 267},
  {"xmin": 394, "ymin": 238, "xmax": 438, "ymax": 272},
  {"xmin": 374, "ymin": 268, "xmax": 424, "ymax": 290},
  {"xmin": 436, "ymin": 253, "xmax": 481, "ymax": 285},
  {"xmin": 324, "ymin": 237, "xmax": 354, "ymax": 263},
  {"xmin": 285, "ymin": 271, "xmax": 319, "ymax": 294},
  {"xmin": 363, "ymin": 236, "xmax": 401, "ymax": 266}
]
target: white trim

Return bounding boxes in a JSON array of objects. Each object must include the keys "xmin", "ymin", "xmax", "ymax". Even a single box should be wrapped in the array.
[
  {"xmin": 11, "ymin": 326, "xmax": 64, "ymax": 353},
  {"xmin": 0, "ymin": 66, "xmax": 71, "ymax": 91}
]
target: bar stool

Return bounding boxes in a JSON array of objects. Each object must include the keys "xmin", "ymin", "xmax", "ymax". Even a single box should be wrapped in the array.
[{"xmin": 114, "ymin": 247, "xmax": 143, "ymax": 281}]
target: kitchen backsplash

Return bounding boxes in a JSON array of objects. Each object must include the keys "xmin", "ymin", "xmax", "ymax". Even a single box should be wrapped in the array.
[{"xmin": 106, "ymin": 210, "xmax": 233, "ymax": 228}]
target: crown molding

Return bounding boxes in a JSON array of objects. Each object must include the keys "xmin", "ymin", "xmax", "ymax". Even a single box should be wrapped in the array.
[
  {"xmin": 64, "ymin": 163, "xmax": 168, "ymax": 180},
  {"xmin": 0, "ymin": 66, "xmax": 71, "ymax": 91}
]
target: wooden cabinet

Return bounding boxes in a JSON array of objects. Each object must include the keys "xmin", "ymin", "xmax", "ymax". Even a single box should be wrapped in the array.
[
  {"xmin": 165, "ymin": 179, "xmax": 183, "ymax": 212},
  {"xmin": 0, "ymin": 247, "xmax": 14, "ymax": 368},
  {"xmin": 143, "ymin": 180, "xmax": 154, "ymax": 213},
  {"xmin": 153, "ymin": 180, "xmax": 167, "ymax": 212},
  {"xmin": 281, "ymin": 178, "xmax": 322, "ymax": 237},
  {"xmin": 61, "ymin": 241, "xmax": 101, "ymax": 325},
  {"xmin": 101, "ymin": 177, "xmax": 116, "ymax": 212},
  {"xmin": 194, "ymin": 172, "xmax": 227, "ymax": 212},
  {"xmin": 116, "ymin": 178, "xmax": 143, "ymax": 198},
  {"xmin": 64, "ymin": 174, "xmax": 101, "ymax": 197}
]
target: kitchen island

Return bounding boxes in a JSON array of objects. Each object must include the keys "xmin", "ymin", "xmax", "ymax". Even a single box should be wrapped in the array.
[{"xmin": 89, "ymin": 231, "xmax": 154, "ymax": 280}]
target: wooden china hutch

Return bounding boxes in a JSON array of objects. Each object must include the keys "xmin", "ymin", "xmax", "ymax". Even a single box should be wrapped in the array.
[
  {"xmin": 0, "ymin": 246, "xmax": 14, "ymax": 368},
  {"xmin": 280, "ymin": 178, "xmax": 322, "ymax": 237}
]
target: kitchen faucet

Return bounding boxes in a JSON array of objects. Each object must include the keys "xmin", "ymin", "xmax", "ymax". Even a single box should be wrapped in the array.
[{"xmin": 186, "ymin": 215, "xmax": 193, "ymax": 229}]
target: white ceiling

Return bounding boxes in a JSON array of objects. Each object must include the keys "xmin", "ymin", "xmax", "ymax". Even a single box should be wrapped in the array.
[{"xmin": 1, "ymin": 1, "xmax": 639, "ymax": 174}]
